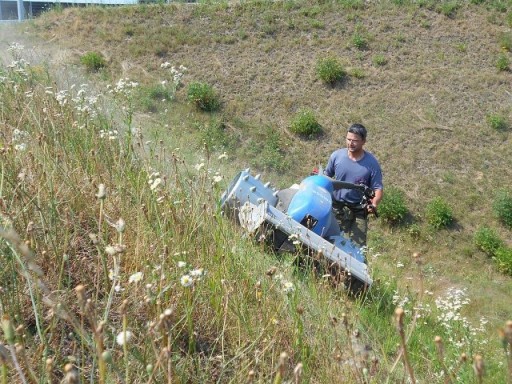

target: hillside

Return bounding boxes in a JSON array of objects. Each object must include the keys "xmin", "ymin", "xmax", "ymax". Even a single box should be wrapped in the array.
[
  {"xmin": 26, "ymin": 0, "xmax": 512, "ymax": 311},
  {"xmin": 1, "ymin": 0, "xmax": 512, "ymax": 382}
]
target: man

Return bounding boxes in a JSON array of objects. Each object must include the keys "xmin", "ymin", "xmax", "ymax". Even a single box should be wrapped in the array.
[{"xmin": 324, "ymin": 123, "xmax": 383, "ymax": 247}]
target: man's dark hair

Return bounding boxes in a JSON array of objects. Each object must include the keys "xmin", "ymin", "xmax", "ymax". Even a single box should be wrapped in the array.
[{"xmin": 347, "ymin": 123, "xmax": 367, "ymax": 141}]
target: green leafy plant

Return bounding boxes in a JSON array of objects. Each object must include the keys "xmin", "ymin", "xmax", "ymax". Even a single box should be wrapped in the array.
[
  {"xmin": 350, "ymin": 68, "xmax": 366, "ymax": 78},
  {"xmin": 486, "ymin": 113, "xmax": 508, "ymax": 131},
  {"xmin": 289, "ymin": 109, "xmax": 322, "ymax": 136},
  {"xmin": 352, "ymin": 32, "xmax": 368, "ymax": 50},
  {"xmin": 372, "ymin": 54, "xmax": 388, "ymax": 66},
  {"xmin": 315, "ymin": 56, "xmax": 346, "ymax": 85},
  {"xmin": 496, "ymin": 54, "xmax": 510, "ymax": 71},
  {"xmin": 493, "ymin": 189, "xmax": 512, "ymax": 229},
  {"xmin": 437, "ymin": 1, "xmax": 459, "ymax": 18},
  {"xmin": 425, "ymin": 196, "xmax": 453, "ymax": 229},
  {"xmin": 138, "ymin": 85, "xmax": 173, "ymax": 113},
  {"xmin": 407, "ymin": 223, "xmax": 421, "ymax": 240},
  {"xmin": 474, "ymin": 226, "xmax": 504, "ymax": 256},
  {"xmin": 499, "ymin": 32, "xmax": 512, "ymax": 51},
  {"xmin": 378, "ymin": 186, "xmax": 408, "ymax": 225},
  {"xmin": 187, "ymin": 82, "xmax": 221, "ymax": 112},
  {"xmin": 80, "ymin": 51, "xmax": 106, "ymax": 72},
  {"xmin": 494, "ymin": 247, "xmax": 512, "ymax": 275}
]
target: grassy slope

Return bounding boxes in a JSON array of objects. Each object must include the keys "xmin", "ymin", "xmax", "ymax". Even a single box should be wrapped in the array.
[
  {"xmin": 30, "ymin": 0, "xmax": 512, "ymax": 319},
  {"xmin": 1, "ymin": 0, "xmax": 511, "ymax": 381}
]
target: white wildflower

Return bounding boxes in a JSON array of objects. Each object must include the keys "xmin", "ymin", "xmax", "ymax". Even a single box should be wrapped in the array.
[
  {"xmin": 180, "ymin": 274, "xmax": 193, "ymax": 287},
  {"xmin": 282, "ymin": 281, "xmax": 295, "ymax": 294},
  {"xmin": 218, "ymin": 152, "xmax": 228, "ymax": 160},
  {"xmin": 177, "ymin": 261, "xmax": 187, "ymax": 268},
  {"xmin": 116, "ymin": 330, "xmax": 133, "ymax": 346},
  {"xmin": 194, "ymin": 163, "xmax": 205, "ymax": 171},
  {"xmin": 128, "ymin": 272, "xmax": 143, "ymax": 284},
  {"xmin": 190, "ymin": 268, "xmax": 204, "ymax": 278},
  {"xmin": 149, "ymin": 178, "xmax": 163, "ymax": 191}
]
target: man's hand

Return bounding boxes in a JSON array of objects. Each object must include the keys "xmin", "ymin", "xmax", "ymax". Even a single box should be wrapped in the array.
[{"xmin": 367, "ymin": 204, "xmax": 378, "ymax": 217}]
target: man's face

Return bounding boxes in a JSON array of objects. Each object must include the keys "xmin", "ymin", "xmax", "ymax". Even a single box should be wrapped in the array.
[{"xmin": 346, "ymin": 132, "xmax": 365, "ymax": 153}]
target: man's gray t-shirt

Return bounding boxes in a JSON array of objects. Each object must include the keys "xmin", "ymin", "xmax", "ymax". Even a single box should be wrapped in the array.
[{"xmin": 324, "ymin": 148, "xmax": 383, "ymax": 205}]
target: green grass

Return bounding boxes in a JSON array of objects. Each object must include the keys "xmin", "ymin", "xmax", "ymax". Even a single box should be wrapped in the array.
[{"xmin": 1, "ymin": 0, "xmax": 512, "ymax": 382}]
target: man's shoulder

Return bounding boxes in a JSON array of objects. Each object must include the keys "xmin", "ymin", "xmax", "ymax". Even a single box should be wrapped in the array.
[
  {"xmin": 330, "ymin": 148, "xmax": 348, "ymax": 158},
  {"xmin": 363, "ymin": 151, "xmax": 381, "ymax": 165}
]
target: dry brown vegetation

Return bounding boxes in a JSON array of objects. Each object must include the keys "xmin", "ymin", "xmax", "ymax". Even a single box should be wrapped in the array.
[{"xmin": 1, "ymin": 1, "xmax": 512, "ymax": 382}]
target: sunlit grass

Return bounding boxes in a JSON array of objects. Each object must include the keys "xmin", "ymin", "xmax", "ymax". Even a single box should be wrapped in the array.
[{"xmin": 1, "ymin": 38, "xmax": 511, "ymax": 383}]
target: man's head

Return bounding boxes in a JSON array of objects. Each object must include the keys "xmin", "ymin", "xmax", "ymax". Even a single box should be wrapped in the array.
[
  {"xmin": 347, "ymin": 123, "xmax": 367, "ymax": 141},
  {"xmin": 346, "ymin": 123, "xmax": 367, "ymax": 154}
]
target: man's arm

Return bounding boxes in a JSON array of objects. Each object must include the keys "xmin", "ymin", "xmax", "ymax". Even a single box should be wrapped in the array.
[{"xmin": 372, "ymin": 189, "xmax": 383, "ymax": 208}]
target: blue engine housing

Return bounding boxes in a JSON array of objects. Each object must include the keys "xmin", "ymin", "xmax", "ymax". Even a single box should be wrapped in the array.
[{"xmin": 287, "ymin": 175, "xmax": 334, "ymax": 237}]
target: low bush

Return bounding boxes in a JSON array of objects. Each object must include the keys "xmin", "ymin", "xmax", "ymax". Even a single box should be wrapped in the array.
[
  {"xmin": 378, "ymin": 186, "xmax": 407, "ymax": 225},
  {"xmin": 494, "ymin": 247, "xmax": 512, "ymax": 275},
  {"xmin": 315, "ymin": 56, "xmax": 346, "ymax": 85},
  {"xmin": 493, "ymin": 189, "xmax": 512, "ymax": 228},
  {"xmin": 473, "ymin": 226, "xmax": 504, "ymax": 256},
  {"xmin": 499, "ymin": 32, "xmax": 512, "ymax": 52},
  {"xmin": 187, "ymin": 82, "xmax": 221, "ymax": 112},
  {"xmin": 372, "ymin": 54, "xmax": 388, "ymax": 66},
  {"xmin": 425, "ymin": 196, "xmax": 453, "ymax": 229},
  {"xmin": 289, "ymin": 109, "xmax": 322, "ymax": 136},
  {"xmin": 496, "ymin": 54, "xmax": 510, "ymax": 72},
  {"xmin": 352, "ymin": 33, "xmax": 368, "ymax": 50},
  {"xmin": 80, "ymin": 51, "xmax": 106, "ymax": 72},
  {"xmin": 486, "ymin": 113, "xmax": 508, "ymax": 131}
]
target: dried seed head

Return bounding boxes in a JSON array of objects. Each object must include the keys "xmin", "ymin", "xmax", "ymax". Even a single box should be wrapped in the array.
[
  {"xmin": 394, "ymin": 308, "xmax": 405, "ymax": 329},
  {"xmin": 293, "ymin": 362, "xmax": 303, "ymax": 380},
  {"xmin": 63, "ymin": 363, "xmax": 79, "ymax": 384},
  {"xmin": 266, "ymin": 267, "xmax": 277, "ymax": 277},
  {"xmin": 120, "ymin": 299, "xmax": 128, "ymax": 315},
  {"xmin": 115, "ymin": 218, "xmax": 126, "ymax": 233},
  {"xmin": 248, "ymin": 370, "xmax": 255, "ymax": 382},
  {"xmin": 1, "ymin": 315, "xmax": 15, "ymax": 345},
  {"xmin": 473, "ymin": 354, "xmax": 484, "ymax": 378},
  {"xmin": 505, "ymin": 320, "xmax": 512, "ymax": 342},
  {"xmin": 96, "ymin": 184, "xmax": 106, "ymax": 200},
  {"xmin": 460, "ymin": 353, "xmax": 467, "ymax": 362},
  {"xmin": 75, "ymin": 285, "xmax": 86, "ymax": 304}
]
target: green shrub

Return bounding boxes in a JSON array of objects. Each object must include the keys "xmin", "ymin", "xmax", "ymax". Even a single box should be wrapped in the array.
[
  {"xmin": 350, "ymin": 68, "xmax": 366, "ymax": 78},
  {"xmin": 378, "ymin": 187, "xmax": 408, "ymax": 225},
  {"xmin": 80, "ymin": 52, "xmax": 106, "ymax": 72},
  {"xmin": 494, "ymin": 247, "xmax": 512, "ymax": 275},
  {"xmin": 496, "ymin": 54, "xmax": 510, "ymax": 71},
  {"xmin": 352, "ymin": 33, "xmax": 368, "ymax": 50},
  {"xmin": 187, "ymin": 82, "xmax": 221, "ymax": 112},
  {"xmin": 289, "ymin": 109, "xmax": 322, "ymax": 136},
  {"xmin": 499, "ymin": 32, "xmax": 512, "ymax": 52},
  {"xmin": 437, "ymin": 1, "xmax": 459, "ymax": 18},
  {"xmin": 493, "ymin": 189, "xmax": 512, "ymax": 228},
  {"xmin": 474, "ymin": 226, "xmax": 504, "ymax": 256},
  {"xmin": 486, "ymin": 113, "xmax": 508, "ymax": 131},
  {"xmin": 507, "ymin": 12, "xmax": 512, "ymax": 28},
  {"xmin": 372, "ymin": 54, "xmax": 388, "ymax": 66},
  {"xmin": 407, "ymin": 223, "xmax": 421, "ymax": 240},
  {"xmin": 315, "ymin": 56, "xmax": 346, "ymax": 86},
  {"xmin": 425, "ymin": 196, "xmax": 453, "ymax": 229}
]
